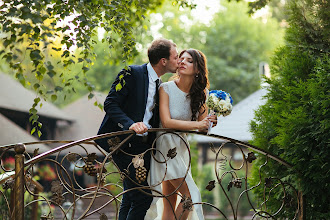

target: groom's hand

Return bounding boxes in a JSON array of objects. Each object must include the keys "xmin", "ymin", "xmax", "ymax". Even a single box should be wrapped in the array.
[{"xmin": 129, "ymin": 122, "xmax": 148, "ymax": 134}]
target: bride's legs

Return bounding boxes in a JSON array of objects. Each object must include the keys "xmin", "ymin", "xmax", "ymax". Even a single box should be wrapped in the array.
[
  {"xmin": 162, "ymin": 181, "xmax": 177, "ymax": 220},
  {"xmin": 169, "ymin": 178, "xmax": 191, "ymax": 220}
]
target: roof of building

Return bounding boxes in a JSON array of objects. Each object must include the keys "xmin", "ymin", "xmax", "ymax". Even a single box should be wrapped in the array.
[
  {"xmin": 194, "ymin": 88, "xmax": 268, "ymax": 143},
  {"xmin": 0, "ymin": 113, "xmax": 51, "ymax": 153},
  {"xmin": 0, "ymin": 73, "xmax": 74, "ymax": 122},
  {"xmin": 55, "ymin": 92, "xmax": 107, "ymax": 155}
]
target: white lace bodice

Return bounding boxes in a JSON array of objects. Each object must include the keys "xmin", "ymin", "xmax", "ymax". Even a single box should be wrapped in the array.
[{"xmin": 160, "ymin": 81, "xmax": 192, "ymax": 122}]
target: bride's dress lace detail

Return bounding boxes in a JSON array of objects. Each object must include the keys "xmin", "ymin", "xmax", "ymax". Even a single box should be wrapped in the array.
[
  {"xmin": 145, "ymin": 81, "xmax": 204, "ymax": 220},
  {"xmin": 160, "ymin": 81, "xmax": 192, "ymax": 122}
]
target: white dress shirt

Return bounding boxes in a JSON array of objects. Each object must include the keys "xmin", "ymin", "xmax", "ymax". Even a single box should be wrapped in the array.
[{"xmin": 142, "ymin": 63, "xmax": 160, "ymax": 130}]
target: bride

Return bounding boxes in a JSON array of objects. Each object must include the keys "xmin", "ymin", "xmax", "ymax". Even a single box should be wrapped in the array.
[{"xmin": 146, "ymin": 49, "xmax": 217, "ymax": 220}]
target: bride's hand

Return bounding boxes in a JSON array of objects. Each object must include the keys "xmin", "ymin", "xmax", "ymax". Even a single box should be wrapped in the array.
[
  {"xmin": 197, "ymin": 117, "xmax": 211, "ymax": 131},
  {"xmin": 208, "ymin": 114, "xmax": 218, "ymax": 127}
]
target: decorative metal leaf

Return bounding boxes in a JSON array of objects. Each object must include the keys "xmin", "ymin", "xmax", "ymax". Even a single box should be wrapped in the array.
[
  {"xmin": 86, "ymin": 153, "xmax": 98, "ymax": 162},
  {"xmin": 107, "ymin": 137, "xmax": 121, "ymax": 147},
  {"xmin": 206, "ymin": 180, "xmax": 216, "ymax": 191},
  {"xmin": 51, "ymin": 180, "xmax": 63, "ymax": 194},
  {"xmin": 227, "ymin": 181, "xmax": 233, "ymax": 191},
  {"xmin": 97, "ymin": 165, "xmax": 108, "ymax": 173},
  {"xmin": 2, "ymin": 178, "xmax": 14, "ymax": 190},
  {"xmin": 181, "ymin": 195, "xmax": 193, "ymax": 211},
  {"xmin": 109, "ymin": 146, "xmax": 117, "ymax": 153},
  {"xmin": 67, "ymin": 153, "xmax": 77, "ymax": 162},
  {"xmin": 100, "ymin": 213, "xmax": 108, "ymax": 220},
  {"xmin": 33, "ymin": 148, "xmax": 39, "ymax": 157},
  {"xmin": 52, "ymin": 193, "xmax": 64, "ymax": 205},
  {"xmin": 51, "ymin": 182, "xmax": 64, "ymax": 205},
  {"xmin": 246, "ymin": 152, "xmax": 257, "ymax": 163},
  {"xmin": 167, "ymin": 147, "xmax": 177, "ymax": 159},
  {"xmin": 132, "ymin": 155, "xmax": 144, "ymax": 168},
  {"xmin": 233, "ymin": 178, "xmax": 242, "ymax": 188}
]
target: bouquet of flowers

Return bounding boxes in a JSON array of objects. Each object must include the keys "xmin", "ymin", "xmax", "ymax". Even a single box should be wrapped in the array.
[{"xmin": 206, "ymin": 90, "xmax": 233, "ymax": 134}]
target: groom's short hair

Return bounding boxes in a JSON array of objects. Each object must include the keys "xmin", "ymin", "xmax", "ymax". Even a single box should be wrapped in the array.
[{"xmin": 148, "ymin": 38, "xmax": 176, "ymax": 65}]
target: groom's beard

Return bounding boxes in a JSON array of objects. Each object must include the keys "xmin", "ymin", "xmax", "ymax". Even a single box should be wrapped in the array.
[{"xmin": 168, "ymin": 67, "xmax": 178, "ymax": 74}]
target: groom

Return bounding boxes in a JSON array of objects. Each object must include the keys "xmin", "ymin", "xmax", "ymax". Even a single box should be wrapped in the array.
[{"xmin": 96, "ymin": 38, "xmax": 179, "ymax": 220}]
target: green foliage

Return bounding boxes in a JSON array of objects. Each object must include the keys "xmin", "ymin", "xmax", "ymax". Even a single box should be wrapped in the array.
[
  {"xmin": 104, "ymin": 162, "xmax": 123, "ymax": 208},
  {"xmin": 0, "ymin": 0, "xmax": 196, "ymax": 134},
  {"xmin": 199, "ymin": 164, "xmax": 215, "ymax": 212},
  {"xmin": 249, "ymin": 0, "xmax": 330, "ymax": 218},
  {"xmin": 146, "ymin": 0, "xmax": 284, "ymax": 103},
  {"xmin": 1, "ymin": 0, "xmax": 285, "ymax": 109},
  {"xmin": 217, "ymin": 166, "xmax": 254, "ymax": 218},
  {"xmin": 268, "ymin": 0, "xmax": 289, "ymax": 22},
  {"xmin": 0, "ymin": 186, "xmax": 10, "ymax": 219},
  {"xmin": 247, "ymin": 0, "xmax": 272, "ymax": 15},
  {"xmin": 201, "ymin": 1, "xmax": 283, "ymax": 102},
  {"xmin": 0, "ymin": 186, "xmax": 49, "ymax": 219}
]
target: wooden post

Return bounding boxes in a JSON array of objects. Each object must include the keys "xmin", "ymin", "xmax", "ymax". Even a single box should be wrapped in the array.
[
  {"xmin": 14, "ymin": 143, "xmax": 26, "ymax": 220},
  {"xmin": 31, "ymin": 188, "xmax": 39, "ymax": 220},
  {"xmin": 31, "ymin": 181, "xmax": 43, "ymax": 220}
]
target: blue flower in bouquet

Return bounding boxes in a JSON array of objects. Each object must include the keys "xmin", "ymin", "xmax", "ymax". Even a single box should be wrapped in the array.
[
  {"xmin": 206, "ymin": 90, "xmax": 233, "ymax": 116},
  {"xmin": 209, "ymin": 90, "xmax": 233, "ymax": 104}
]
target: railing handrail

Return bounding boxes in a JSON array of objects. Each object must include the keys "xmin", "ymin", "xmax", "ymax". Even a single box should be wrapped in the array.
[
  {"xmin": 17, "ymin": 128, "xmax": 292, "ymax": 168},
  {"xmin": 0, "ymin": 128, "xmax": 302, "ymax": 220}
]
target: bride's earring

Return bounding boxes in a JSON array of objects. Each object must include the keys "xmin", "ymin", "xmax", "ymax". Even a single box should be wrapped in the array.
[{"xmin": 195, "ymin": 74, "xmax": 199, "ymax": 78}]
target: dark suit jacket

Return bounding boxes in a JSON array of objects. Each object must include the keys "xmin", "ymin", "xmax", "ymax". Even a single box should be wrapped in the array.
[{"xmin": 95, "ymin": 63, "xmax": 158, "ymax": 151}]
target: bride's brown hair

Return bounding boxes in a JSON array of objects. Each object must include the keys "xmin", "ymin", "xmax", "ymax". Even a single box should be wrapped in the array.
[{"xmin": 179, "ymin": 49, "xmax": 209, "ymax": 121}]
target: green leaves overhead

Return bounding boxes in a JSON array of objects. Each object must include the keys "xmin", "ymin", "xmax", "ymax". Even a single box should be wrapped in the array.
[{"xmin": 0, "ymin": 0, "xmax": 169, "ymax": 134}]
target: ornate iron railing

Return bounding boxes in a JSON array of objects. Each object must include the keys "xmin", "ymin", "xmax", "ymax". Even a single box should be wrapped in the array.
[{"xmin": 0, "ymin": 129, "xmax": 304, "ymax": 219}]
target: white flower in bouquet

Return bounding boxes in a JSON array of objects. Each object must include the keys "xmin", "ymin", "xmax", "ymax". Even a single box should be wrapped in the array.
[
  {"xmin": 206, "ymin": 90, "xmax": 233, "ymax": 117},
  {"xmin": 206, "ymin": 90, "xmax": 233, "ymax": 134}
]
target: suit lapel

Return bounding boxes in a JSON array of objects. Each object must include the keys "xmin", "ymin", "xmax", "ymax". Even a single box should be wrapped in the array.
[{"xmin": 142, "ymin": 64, "xmax": 149, "ymax": 114}]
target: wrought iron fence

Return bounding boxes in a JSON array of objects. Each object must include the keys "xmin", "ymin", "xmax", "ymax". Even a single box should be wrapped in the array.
[{"xmin": 0, "ymin": 129, "xmax": 304, "ymax": 219}]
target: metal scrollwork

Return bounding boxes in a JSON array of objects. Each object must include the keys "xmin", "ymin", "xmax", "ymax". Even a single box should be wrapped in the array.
[
  {"xmin": 0, "ymin": 129, "xmax": 302, "ymax": 219},
  {"xmin": 2, "ymin": 178, "xmax": 14, "ymax": 190}
]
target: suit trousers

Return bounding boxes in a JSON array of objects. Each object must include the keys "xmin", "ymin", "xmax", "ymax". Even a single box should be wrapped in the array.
[{"xmin": 112, "ymin": 137, "xmax": 153, "ymax": 220}]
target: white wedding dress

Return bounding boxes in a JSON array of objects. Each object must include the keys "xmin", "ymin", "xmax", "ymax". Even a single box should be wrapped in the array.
[{"xmin": 145, "ymin": 81, "xmax": 204, "ymax": 220}]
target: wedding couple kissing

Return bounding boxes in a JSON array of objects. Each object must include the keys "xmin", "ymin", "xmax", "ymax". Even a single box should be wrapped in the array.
[{"xmin": 96, "ymin": 38, "xmax": 218, "ymax": 220}]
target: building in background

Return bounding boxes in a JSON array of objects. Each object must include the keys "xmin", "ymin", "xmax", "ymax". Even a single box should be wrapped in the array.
[
  {"xmin": 0, "ymin": 73, "xmax": 74, "ymax": 141},
  {"xmin": 192, "ymin": 88, "xmax": 268, "ymax": 165}
]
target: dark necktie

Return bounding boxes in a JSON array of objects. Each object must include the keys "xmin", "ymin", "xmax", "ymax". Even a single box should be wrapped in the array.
[
  {"xmin": 151, "ymin": 79, "xmax": 160, "ymax": 129},
  {"xmin": 155, "ymin": 79, "xmax": 160, "ymax": 107}
]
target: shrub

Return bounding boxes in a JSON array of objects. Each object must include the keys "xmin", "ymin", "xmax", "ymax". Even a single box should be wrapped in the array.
[{"xmin": 249, "ymin": 0, "xmax": 330, "ymax": 218}]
